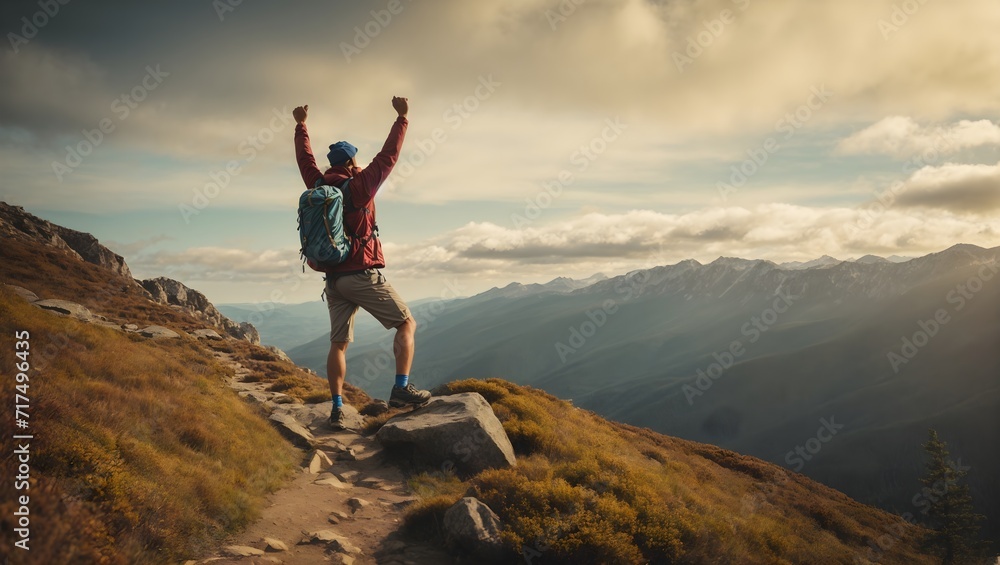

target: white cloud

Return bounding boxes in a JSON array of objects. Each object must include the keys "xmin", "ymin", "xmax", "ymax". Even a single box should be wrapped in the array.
[
  {"xmin": 894, "ymin": 161, "xmax": 1000, "ymax": 213},
  {"xmin": 837, "ymin": 116, "xmax": 1000, "ymax": 158}
]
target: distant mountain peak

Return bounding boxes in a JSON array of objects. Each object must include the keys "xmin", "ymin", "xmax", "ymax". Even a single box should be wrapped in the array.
[
  {"xmin": 778, "ymin": 255, "xmax": 842, "ymax": 270},
  {"xmin": 854, "ymin": 254, "xmax": 890, "ymax": 264}
]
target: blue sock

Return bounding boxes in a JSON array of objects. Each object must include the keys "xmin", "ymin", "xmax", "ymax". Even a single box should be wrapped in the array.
[
  {"xmin": 395, "ymin": 374, "xmax": 408, "ymax": 388},
  {"xmin": 334, "ymin": 395, "xmax": 343, "ymax": 408}
]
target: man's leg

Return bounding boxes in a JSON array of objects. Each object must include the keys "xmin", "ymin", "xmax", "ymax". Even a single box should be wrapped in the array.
[
  {"xmin": 393, "ymin": 317, "xmax": 416, "ymax": 376},
  {"xmin": 327, "ymin": 340, "xmax": 349, "ymax": 399},
  {"xmin": 337, "ymin": 269, "xmax": 430, "ymax": 406},
  {"xmin": 325, "ymin": 276, "xmax": 359, "ymax": 429}
]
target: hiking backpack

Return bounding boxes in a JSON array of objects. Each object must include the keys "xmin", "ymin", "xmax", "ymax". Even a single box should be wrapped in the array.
[{"xmin": 297, "ymin": 178, "xmax": 377, "ymax": 272}]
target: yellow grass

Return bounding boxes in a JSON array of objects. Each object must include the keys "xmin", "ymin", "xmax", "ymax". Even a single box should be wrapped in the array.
[
  {"xmin": 404, "ymin": 378, "xmax": 938, "ymax": 565},
  {"xmin": 0, "ymin": 288, "xmax": 297, "ymax": 564}
]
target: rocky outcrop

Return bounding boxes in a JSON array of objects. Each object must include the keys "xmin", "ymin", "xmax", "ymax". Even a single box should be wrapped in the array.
[
  {"xmin": 444, "ymin": 497, "xmax": 506, "ymax": 563},
  {"xmin": 375, "ymin": 393, "xmax": 516, "ymax": 477},
  {"xmin": 0, "ymin": 202, "xmax": 134, "ymax": 281},
  {"xmin": 138, "ymin": 325, "xmax": 181, "ymax": 339},
  {"xmin": 140, "ymin": 277, "xmax": 260, "ymax": 344},
  {"xmin": 34, "ymin": 299, "xmax": 93, "ymax": 321},
  {"xmin": 268, "ymin": 412, "xmax": 316, "ymax": 449}
]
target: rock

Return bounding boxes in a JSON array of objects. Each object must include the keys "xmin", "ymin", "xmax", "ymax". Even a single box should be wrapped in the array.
[
  {"xmin": 239, "ymin": 390, "xmax": 271, "ymax": 404},
  {"xmin": 335, "ymin": 470, "xmax": 359, "ymax": 483},
  {"xmin": 139, "ymin": 277, "xmax": 260, "ymax": 344},
  {"xmin": 138, "ymin": 325, "xmax": 181, "ymax": 339},
  {"xmin": 302, "ymin": 530, "xmax": 362, "ymax": 555},
  {"xmin": 314, "ymin": 476, "xmax": 349, "ymax": 489},
  {"xmin": 122, "ymin": 323, "xmax": 139, "ymax": 331},
  {"xmin": 360, "ymin": 400, "xmax": 390, "ymax": 416},
  {"xmin": 347, "ymin": 497, "xmax": 371, "ymax": 512},
  {"xmin": 270, "ymin": 393, "xmax": 295, "ymax": 405},
  {"xmin": 443, "ymin": 497, "xmax": 506, "ymax": 562},
  {"xmin": 191, "ymin": 328, "xmax": 223, "ymax": 340},
  {"xmin": 305, "ymin": 450, "xmax": 334, "ymax": 474},
  {"xmin": 332, "ymin": 555, "xmax": 356, "ymax": 565},
  {"xmin": 265, "ymin": 345, "xmax": 292, "ymax": 363},
  {"xmin": 222, "ymin": 545, "xmax": 264, "ymax": 557},
  {"xmin": 5, "ymin": 284, "xmax": 38, "ymax": 303},
  {"xmin": 268, "ymin": 413, "xmax": 315, "ymax": 449},
  {"xmin": 375, "ymin": 393, "xmax": 516, "ymax": 477},
  {"xmin": 0, "ymin": 203, "xmax": 135, "ymax": 281},
  {"xmin": 33, "ymin": 299, "xmax": 93, "ymax": 321},
  {"xmin": 263, "ymin": 537, "xmax": 288, "ymax": 552},
  {"xmin": 328, "ymin": 510, "xmax": 351, "ymax": 523}
]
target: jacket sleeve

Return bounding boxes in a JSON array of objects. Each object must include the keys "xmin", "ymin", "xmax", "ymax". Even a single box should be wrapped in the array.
[
  {"xmin": 294, "ymin": 123, "xmax": 324, "ymax": 189},
  {"xmin": 350, "ymin": 116, "xmax": 408, "ymax": 206}
]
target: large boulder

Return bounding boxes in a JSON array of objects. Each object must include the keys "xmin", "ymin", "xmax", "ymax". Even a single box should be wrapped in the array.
[
  {"xmin": 269, "ymin": 412, "xmax": 315, "ymax": 449},
  {"xmin": 374, "ymin": 393, "xmax": 516, "ymax": 477},
  {"xmin": 34, "ymin": 299, "xmax": 93, "ymax": 321},
  {"xmin": 444, "ymin": 497, "xmax": 506, "ymax": 563},
  {"xmin": 137, "ymin": 325, "xmax": 181, "ymax": 339}
]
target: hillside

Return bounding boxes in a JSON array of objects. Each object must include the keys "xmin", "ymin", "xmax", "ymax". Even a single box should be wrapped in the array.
[
  {"xmin": 0, "ymin": 204, "xmax": 371, "ymax": 564},
  {"xmin": 402, "ymin": 378, "xmax": 937, "ymax": 564}
]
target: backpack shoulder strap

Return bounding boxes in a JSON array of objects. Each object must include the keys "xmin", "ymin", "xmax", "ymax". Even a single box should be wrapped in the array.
[{"xmin": 339, "ymin": 177, "xmax": 355, "ymax": 209}]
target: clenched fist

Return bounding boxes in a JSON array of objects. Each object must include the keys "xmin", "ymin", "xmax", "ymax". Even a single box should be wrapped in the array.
[{"xmin": 293, "ymin": 105, "xmax": 308, "ymax": 124}]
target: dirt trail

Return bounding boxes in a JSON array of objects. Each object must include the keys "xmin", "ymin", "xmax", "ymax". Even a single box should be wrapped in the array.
[{"xmin": 191, "ymin": 353, "xmax": 455, "ymax": 565}]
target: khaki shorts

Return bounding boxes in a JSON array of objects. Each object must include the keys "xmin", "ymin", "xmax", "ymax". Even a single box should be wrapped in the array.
[{"xmin": 325, "ymin": 269, "xmax": 412, "ymax": 342}]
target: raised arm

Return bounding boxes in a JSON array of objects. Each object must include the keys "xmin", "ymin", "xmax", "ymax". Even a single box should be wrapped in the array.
[
  {"xmin": 292, "ymin": 104, "xmax": 324, "ymax": 189},
  {"xmin": 349, "ymin": 97, "xmax": 409, "ymax": 206}
]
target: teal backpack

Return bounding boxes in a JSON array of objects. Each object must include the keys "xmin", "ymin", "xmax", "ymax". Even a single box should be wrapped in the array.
[{"xmin": 297, "ymin": 178, "xmax": 363, "ymax": 272}]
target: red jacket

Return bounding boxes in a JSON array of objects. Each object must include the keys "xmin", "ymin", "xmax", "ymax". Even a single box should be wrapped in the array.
[{"xmin": 294, "ymin": 116, "xmax": 408, "ymax": 274}]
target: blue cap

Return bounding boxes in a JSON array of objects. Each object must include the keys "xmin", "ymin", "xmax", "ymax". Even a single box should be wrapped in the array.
[{"xmin": 327, "ymin": 141, "xmax": 358, "ymax": 167}]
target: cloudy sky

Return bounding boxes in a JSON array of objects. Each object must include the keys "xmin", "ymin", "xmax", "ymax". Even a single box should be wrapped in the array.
[{"xmin": 2, "ymin": 0, "xmax": 999, "ymax": 305}]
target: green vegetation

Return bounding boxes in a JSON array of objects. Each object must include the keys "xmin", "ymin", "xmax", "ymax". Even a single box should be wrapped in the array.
[
  {"xmin": 399, "ymin": 378, "xmax": 938, "ymax": 564},
  {"xmin": 918, "ymin": 429, "xmax": 991, "ymax": 564}
]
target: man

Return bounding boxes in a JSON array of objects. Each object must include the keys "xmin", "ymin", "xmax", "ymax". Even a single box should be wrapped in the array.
[{"xmin": 292, "ymin": 97, "xmax": 430, "ymax": 430}]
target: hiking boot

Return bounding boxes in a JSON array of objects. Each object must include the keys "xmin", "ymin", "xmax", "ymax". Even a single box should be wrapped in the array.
[
  {"xmin": 329, "ymin": 405, "xmax": 348, "ymax": 430},
  {"xmin": 389, "ymin": 383, "xmax": 431, "ymax": 408}
]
